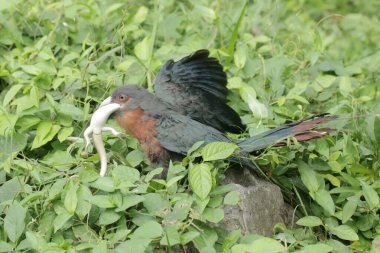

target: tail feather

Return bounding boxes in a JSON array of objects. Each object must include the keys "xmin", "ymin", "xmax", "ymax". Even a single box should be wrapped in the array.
[{"xmin": 238, "ymin": 115, "xmax": 337, "ymax": 153}]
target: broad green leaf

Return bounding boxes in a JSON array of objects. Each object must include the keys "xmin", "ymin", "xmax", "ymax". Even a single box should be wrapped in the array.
[
  {"xmin": 21, "ymin": 65, "xmax": 41, "ymax": 75},
  {"xmin": 133, "ymin": 6, "xmax": 149, "ymax": 23},
  {"xmin": 342, "ymin": 200, "xmax": 358, "ymax": 223},
  {"xmin": 134, "ymin": 36, "xmax": 151, "ymax": 62},
  {"xmin": 247, "ymin": 237, "xmax": 285, "ymax": 253},
  {"xmin": 339, "ymin": 76, "xmax": 352, "ymax": 97},
  {"xmin": 29, "ymin": 86, "xmax": 39, "ymax": 107},
  {"xmin": 180, "ymin": 231, "xmax": 200, "ymax": 245},
  {"xmin": 330, "ymin": 225, "xmax": 359, "ymax": 241},
  {"xmin": 89, "ymin": 195, "xmax": 115, "ymax": 208},
  {"xmin": 313, "ymin": 74, "xmax": 336, "ymax": 92},
  {"xmin": 58, "ymin": 127, "xmax": 74, "ymax": 142},
  {"xmin": 315, "ymin": 189, "xmax": 335, "ymax": 215},
  {"xmin": 240, "ymin": 86, "xmax": 268, "ymax": 119},
  {"xmin": 0, "ymin": 241, "xmax": 13, "ymax": 252},
  {"xmin": 298, "ymin": 161, "xmax": 320, "ymax": 193},
  {"xmin": 126, "ymin": 149, "xmax": 144, "ymax": 167},
  {"xmin": 202, "ymin": 142, "xmax": 238, "ymax": 161},
  {"xmin": 31, "ymin": 122, "xmax": 61, "ymax": 149},
  {"xmin": 224, "ymin": 191, "xmax": 240, "ymax": 205},
  {"xmin": 53, "ymin": 209, "xmax": 72, "ymax": 232},
  {"xmin": 143, "ymin": 193, "xmax": 170, "ymax": 216},
  {"xmin": 64, "ymin": 180, "xmax": 78, "ymax": 214},
  {"xmin": 76, "ymin": 185, "xmax": 93, "ymax": 219},
  {"xmin": 189, "ymin": 163, "xmax": 212, "ymax": 199},
  {"xmin": 160, "ymin": 225, "xmax": 180, "ymax": 246},
  {"xmin": 361, "ymin": 181, "xmax": 379, "ymax": 210},
  {"xmin": 234, "ymin": 44, "xmax": 247, "ymax": 69},
  {"xmin": 26, "ymin": 231, "xmax": 48, "ymax": 251},
  {"xmin": 90, "ymin": 177, "xmax": 115, "ymax": 192},
  {"xmin": 99, "ymin": 210, "xmax": 121, "ymax": 225},
  {"xmin": 115, "ymin": 195, "xmax": 145, "ymax": 211},
  {"xmin": 202, "ymin": 208, "xmax": 224, "ymax": 223},
  {"xmin": 132, "ymin": 221, "xmax": 163, "ymax": 239},
  {"xmin": 301, "ymin": 243, "xmax": 333, "ymax": 253},
  {"xmin": 296, "ymin": 216, "xmax": 323, "ymax": 227},
  {"xmin": 3, "ymin": 84, "xmax": 23, "ymax": 107},
  {"xmin": 4, "ymin": 202, "xmax": 27, "ymax": 242},
  {"xmin": 0, "ymin": 177, "xmax": 23, "ymax": 203},
  {"xmin": 116, "ymin": 238, "xmax": 150, "ymax": 253},
  {"xmin": 57, "ymin": 104, "xmax": 84, "ymax": 121},
  {"xmin": 47, "ymin": 178, "xmax": 67, "ymax": 201},
  {"xmin": 166, "ymin": 175, "xmax": 185, "ymax": 188},
  {"xmin": 223, "ymin": 230, "xmax": 242, "ymax": 251}
]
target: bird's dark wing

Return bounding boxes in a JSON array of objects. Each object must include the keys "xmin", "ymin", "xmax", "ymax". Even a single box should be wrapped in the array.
[
  {"xmin": 154, "ymin": 49, "xmax": 245, "ymax": 134},
  {"xmin": 154, "ymin": 114, "xmax": 232, "ymax": 155}
]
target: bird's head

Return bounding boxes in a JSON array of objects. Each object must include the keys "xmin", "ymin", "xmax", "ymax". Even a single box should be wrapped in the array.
[{"xmin": 100, "ymin": 85, "xmax": 147, "ymax": 109}]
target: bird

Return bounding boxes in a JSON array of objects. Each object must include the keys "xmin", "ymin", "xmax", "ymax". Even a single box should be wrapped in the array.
[
  {"xmin": 98, "ymin": 49, "xmax": 336, "ymax": 177},
  {"xmin": 103, "ymin": 84, "xmax": 336, "ymax": 178}
]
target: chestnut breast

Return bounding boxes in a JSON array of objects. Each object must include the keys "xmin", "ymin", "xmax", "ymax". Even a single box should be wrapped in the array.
[{"xmin": 115, "ymin": 108, "xmax": 165, "ymax": 162}]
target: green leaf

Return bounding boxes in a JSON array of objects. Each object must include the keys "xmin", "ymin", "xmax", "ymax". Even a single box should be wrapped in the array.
[
  {"xmin": 3, "ymin": 84, "xmax": 23, "ymax": 107},
  {"xmin": 99, "ymin": 210, "xmax": 121, "ymax": 225},
  {"xmin": 313, "ymin": 74, "xmax": 336, "ymax": 92},
  {"xmin": 247, "ymin": 237, "xmax": 285, "ymax": 253},
  {"xmin": 234, "ymin": 44, "xmax": 247, "ymax": 69},
  {"xmin": 90, "ymin": 177, "xmax": 115, "ymax": 192},
  {"xmin": 0, "ymin": 241, "xmax": 13, "ymax": 252},
  {"xmin": 31, "ymin": 122, "xmax": 61, "ymax": 149},
  {"xmin": 4, "ymin": 202, "xmax": 27, "ymax": 242},
  {"xmin": 202, "ymin": 208, "xmax": 224, "ymax": 223},
  {"xmin": 126, "ymin": 149, "xmax": 144, "ymax": 167},
  {"xmin": 339, "ymin": 76, "xmax": 352, "ymax": 97},
  {"xmin": 296, "ymin": 216, "xmax": 323, "ymax": 227},
  {"xmin": 30, "ymin": 86, "xmax": 39, "ymax": 107},
  {"xmin": 26, "ymin": 231, "xmax": 48, "ymax": 251},
  {"xmin": 115, "ymin": 195, "xmax": 145, "ymax": 212},
  {"xmin": 57, "ymin": 104, "xmax": 84, "ymax": 121},
  {"xmin": 89, "ymin": 195, "xmax": 116, "ymax": 208},
  {"xmin": 58, "ymin": 127, "xmax": 74, "ymax": 142},
  {"xmin": 202, "ymin": 142, "xmax": 238, "ymax": 161},
  {"xmin": 21, "ymin": 65, "xmax": 41, "ymax": 75},
  {"xmin": 116, "ymin": 238, "xmax": 150, "ymax": 253},
  {"xmin": 315, "ymin": 189, "xmax": 335, "ymax": 215},
  {"xmin": 53, "ymin": 209, "xmax": 72, "ymax": 232},
  {"xmin": 361, "ymin": 181, "xmax": 379, "ymax": 210},
  {"xmin": 330, "ymin": 225, "xmax": 359, "ymax": 241},
  {"xmin": 64, "ymin": 180, "xmax": 78, "ymax": 214},
  {"xmin": 224, "ymin": 191, "xmax": 240, "ymax": 205},
  {"xmin": 134, "ymin": 36, "xmax": 151, "ymax": 62},
  {"xmin": 298, "ymin": 161, "xmax": 320, "ymax": 193},
  {"xmin": 240, "ymin": 86, "xmax": 268, "ymax": 119},
  {"xmin": 160, "ymin": 225, "xmax": 180, "ymax": 246},
  {"xmin": 132, "ymin": 221, "xmax": 163, "ymax": 239},
  {"xmin": 189, "ymin": 163, "xmax": 212, "ymax": 199},
  {"xmin": 180, "ymin": 231, "xmax": 200, "ymax": 245},
  {"xmin": 301, "ymin": 243, "xmax": 333, "ymax": 253},
  {"xmin": 47, "ymin": 178, "xmax": 66, "ymax": 201},
  {"xmin": 143, "ymin": 193, "xmax": 170, "ymax": 216},
  {"xmin": 342, "ymin": 200, "xmax": 358, "ymax": 223}
]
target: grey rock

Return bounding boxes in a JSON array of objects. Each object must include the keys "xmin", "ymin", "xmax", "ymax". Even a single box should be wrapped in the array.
[{"xmin": 220, "ymin": 168, "xmax": 294, "ymax": 236}]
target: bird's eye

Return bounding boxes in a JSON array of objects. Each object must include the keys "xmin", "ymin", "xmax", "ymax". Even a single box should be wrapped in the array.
[{"xmin": 119, "ymin": 95, "xmax": 125, "ymax": 100}]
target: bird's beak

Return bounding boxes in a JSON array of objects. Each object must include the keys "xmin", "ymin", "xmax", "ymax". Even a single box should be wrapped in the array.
[{"xmin": 99, "ymin": 96, "xmax": 112, "ymax": 107}]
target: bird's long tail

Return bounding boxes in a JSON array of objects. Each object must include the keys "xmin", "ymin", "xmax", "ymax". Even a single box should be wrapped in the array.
[{"xmin": 237, "ymin": 114, "xmax": 337, "ymax": 153}]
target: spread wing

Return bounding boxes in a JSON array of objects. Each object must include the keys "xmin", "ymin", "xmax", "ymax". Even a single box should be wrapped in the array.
[{"xmin": 154, "ymin": 49, "xmax": 245, "ymax": 134}]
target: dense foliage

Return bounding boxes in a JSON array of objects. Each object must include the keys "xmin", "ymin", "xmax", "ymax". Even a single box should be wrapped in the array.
[{"xmin": 0, "ymin": 0, "xmax": 379, "ymax": 252}]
